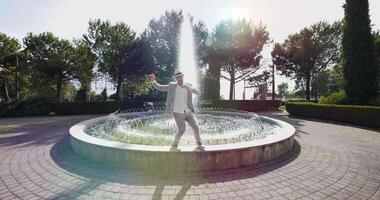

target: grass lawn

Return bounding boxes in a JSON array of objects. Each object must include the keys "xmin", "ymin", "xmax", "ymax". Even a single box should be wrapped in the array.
[{"xmin": 0, "ymin": 125, "xmax": 12, "ymax": 134}]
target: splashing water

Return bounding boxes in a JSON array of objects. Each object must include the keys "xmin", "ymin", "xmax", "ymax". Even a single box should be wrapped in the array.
[
  {"xmin": 177, "ymin": 15, "xmax": 199, "ymax": 92},
  {"xmin": 85, "ymin": 108, "xmax": 277, "ymax": 146}
]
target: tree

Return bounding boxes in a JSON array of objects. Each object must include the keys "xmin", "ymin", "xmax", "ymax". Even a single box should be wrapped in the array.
[
  {"xmin": 143, "ymin": 11, "xmax": 209, "ymax": 101},
  {"xmin": 204, "ymin": 50, "xmax": 221, "ymax": 100},
  {"xmin": 23, "ymin": 32, "xmax": 77, "ymax": 102},
  {"xmin": 121, "ymin": 79, "xmax": 151, "ymax": 102},
  {"xmin": 101, "ymin": 87, "xmax": 108, "ymax": 101},
  {"xmin": 374, "ymin": 32, "xmax": 380, "ymax": 90},
  {"xmin": 342, "ymin": 0, "xmax": 378, "ymax": 104},
  {"xmin": 84, "ymin": 19, "xmax": 138, "ymax": 101},
  {"xmin": 311, "ymin": 70, "xmax": 330, "ymax": 97},
  {"xmin": 75, "ymin": 88, "xmax": 87, "ymax": 102},
  {"xmin": 211, "ymin": 19, "xmax": 270, "ymax": 100},
  {"xmin": 62, "ymin": 82, "xmax": 77, "ymax": 102},
  {"xmin": 143, "ymin": 10, "xmax": 183, "ymax": 101},
  {"xmin": 272, "ymin": 21, "xmax": 342, "ymax": 100},
  {"xmin": 329, "ymin": 64, "xmax": 344, "ymax": 93},
  {"xmin": 191, "ymin": 19, "xmax": 209, "ymax": 99},
  {"xmin": 89, "ymin": 91, "xmax": 103, "ymax": 102},
  {"xmin": 192, "ymin": 19, "xmax": 209, "ymax": 70},
  {"xmin": 145, "ymin": 10, "xmax": 182, "ymax": 83},
  {"xmin": 245, "ymin": 70, "xmax": 271, "ymax": 98},
  {"xmin": 0, "ymin": 32, "xmax": 21, "ymax": 102},
  {"xmin": 277, "ymin": 82, "xmax": 289, "ymax": 98},
  {"xmin": 72, "ymin": 39, "xmax": 96, "ymax": 101}
]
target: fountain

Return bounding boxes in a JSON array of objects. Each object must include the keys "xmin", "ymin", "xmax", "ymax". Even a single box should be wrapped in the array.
[{"xmin": 69, "ymin": 17, "xmax": 295, "ymax": 172}]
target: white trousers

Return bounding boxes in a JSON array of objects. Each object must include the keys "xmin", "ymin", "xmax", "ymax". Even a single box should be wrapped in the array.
[{"xmin": 172, "ymin": 112, "xmax": 201, "ymax": 145}]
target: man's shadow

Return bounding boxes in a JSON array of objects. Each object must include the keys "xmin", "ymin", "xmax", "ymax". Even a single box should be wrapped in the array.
[{"xmin": 153, "ymin": 183, "xmax": 191, "ymax": 200}]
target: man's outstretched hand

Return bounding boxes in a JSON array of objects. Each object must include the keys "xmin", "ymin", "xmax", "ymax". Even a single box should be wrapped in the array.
[{"xmin": 148, "ymin": 73, "xmax": 156, "ymax": 81}]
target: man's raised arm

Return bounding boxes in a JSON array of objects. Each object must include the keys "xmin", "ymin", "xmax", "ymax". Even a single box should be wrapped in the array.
[{"xmin": 148, "ymin": 73, "xmax": 169, "ymax": 92}]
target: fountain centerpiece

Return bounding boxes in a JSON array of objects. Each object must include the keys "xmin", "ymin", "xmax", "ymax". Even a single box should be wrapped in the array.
[{"xmin": 69, "ymin": 16, "xmax": 295, "ymax": 172}]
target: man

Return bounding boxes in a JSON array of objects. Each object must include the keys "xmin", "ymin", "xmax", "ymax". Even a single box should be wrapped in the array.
[{"xmin": 148, "ymin": 71, "xmax": 204, "ymax": 150}]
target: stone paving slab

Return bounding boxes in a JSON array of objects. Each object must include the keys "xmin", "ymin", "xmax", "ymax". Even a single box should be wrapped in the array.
[{"xmin": 0, "ymin": 112, "xmax": 379, "ymax": 200}]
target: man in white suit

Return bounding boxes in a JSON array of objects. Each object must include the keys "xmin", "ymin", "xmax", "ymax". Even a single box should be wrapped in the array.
[{"xmin": 148, "ymin": 71, "xmax": 204, "ymax": 150}]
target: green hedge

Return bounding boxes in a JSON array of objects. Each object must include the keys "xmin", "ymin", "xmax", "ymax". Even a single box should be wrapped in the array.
[
  {"xmin": 0, "ymin": 97, "xmax": 51, "ymax": 117},
  {"xmin": 286, "ymin": 102, "xmax": 380, "ymax": 128},
  {"xmin": 51, "ymin": 101, "xmax": 121, "ymax": 115},
  {"xmin": 208, "ymin": 100, "xmax": 281, "ymax": 112}
]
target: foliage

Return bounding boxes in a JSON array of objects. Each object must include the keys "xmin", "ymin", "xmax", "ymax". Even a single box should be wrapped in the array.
[
  {"xmin": 286, "ymin": 102, "xmax": 380, "ymax": 128},
  {"xmin": 51, "ymin": 101, "xmax": 120, "ymax": 115},
  {"xmin": 313, "ymin": 70, "xmax": 329, "ymax": 97},
  {"xmin": 101, "ymin": 88, "xmax": 108, "ymax": 101},
  {"xmin": 308, "ymin": 69, "xmax": 335, "ymax": 98},
  {"xmin": 211, "ymin": 19, "xmax": 270, "ymax": 100},
  {"xmin": 318, "ymin": 91, "xmax": 347, "ymax": 104},
  {"xmin": 191, "ymin": 19, "xmax": 209, "ymax": 70},
  {"xmin": 368, "ymin": 95, "xmax": 380, "ymax": 106},
  {"xmin": 23, "ymin": 32, "xmax": 78, "ymax": 102},
  {"xmin": 329, "ymin": 64, "xmax": 344, "ymax": 92},
  {"xmin": 122, "ymin": 78, "xmax": 151, "ymax": 102},
  {"xmin": 210, "ymin": 100, "xmax": 281, "ymax": 112},
  {"xmin": 374, "ymin": 32, "xmax": 380, "ymax": 90},
  {"xmin": 0, "ymin": 96, "xmax": 51, "ymax": 117},
  {"xmin": 0, "ymin": 32, "xmax": 21, "ymax": 102},
  {"xmin": 72, "ymin": 39, "xmax": 96, "ymax": 101},
  {"xmin": 139, "ymin": 10, "xmax": 183, "ymax": 102},
  {"xmin": 84, "ymin": 19, "xmax": 142, "ymax": 101},
  {"xmin": 287, "ymin": 90, "xmax": 308, "ymax": 100},
  {"xmin": 342, "ymin": 0, "xmax": 378, "ymax": 104},
  {"xmin": 62, "ymin": 82, "xmax": 77, "ymax": 102},
  {"xmin": 89, "ymin": 91, "xmax": 104, "ymax": 102},
  {"xmin": 272, "ymin": 21, "xmax": 342, "ymax": 100},
  {"xmin": 145, "ymin": 10, "xmax": 182, "ymax": 82},
  {"xmin": 75, "ymin": 87, "xmax": 87, "ymax": 102},
  {"xmin": 277, "ymin": 83, "xmax": 289, "ymax": 98}
]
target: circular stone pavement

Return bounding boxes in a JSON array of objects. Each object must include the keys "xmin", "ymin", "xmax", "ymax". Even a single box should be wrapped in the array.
[{"xmin": 0, "ymin": 112, "xmax": 379, "ymax": 200}]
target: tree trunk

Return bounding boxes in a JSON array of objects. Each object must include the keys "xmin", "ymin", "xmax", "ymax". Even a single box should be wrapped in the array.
[
  {"xmin": 84, "ymin": 84, "xmax": 90, "ymax": 102},
  {"xmin": 229, "ymin": 72, "xmax": 235, "ymax": 100},
  {"xmin": 305, "ymin": 75, "xmax": 311, "ymax": 101},
  {"xmin": 233, "ymin": 84, "xmax": 235, "ymax": 100},
  {"xmin": 204, "ymin": 57, "xmax": 221, "ymax": 100},
  {"xmin": 15, "ymin": 56, "xmax": 19, "ymax": 100},
  {"xmin": 116, "ymin": 73, "xmax": 123, "ymax": 101},
  {"xmin": 0, "ymin": 83, "xmax": 10, "ymax": 102},
  {"xmin": 272, "ymin": 64, "xmax": 275, "ymax": 100},
  {"xmin": 56, "ymin": 71, "xmax": 63, "ymax": 102},
  {"xmin": 314, "ymin": 74, "xmax": 318, "ymax": 101}
]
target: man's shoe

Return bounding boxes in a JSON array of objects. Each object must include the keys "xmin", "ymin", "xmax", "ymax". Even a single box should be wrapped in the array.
[
  {"xmin": 195, "ymin": 144, "xmax": 205, "ymax": 151},
  {"xmin": 170, "ymin": 146, "xmax": 181, "ymax": 151},
  {"xmin": 170, "ymin": 143, "xmax": 179, "ymax": 151}
]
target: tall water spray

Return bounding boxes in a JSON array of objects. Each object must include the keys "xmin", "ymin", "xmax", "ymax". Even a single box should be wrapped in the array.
[{"xmin": 177, "ymin": 16, "xmax": 199, "ymax": 92}]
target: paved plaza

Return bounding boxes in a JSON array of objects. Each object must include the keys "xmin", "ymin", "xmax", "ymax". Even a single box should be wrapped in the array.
[{"xmin": 0, "ymin": 111, "xmax": 379, "ymax": 200}]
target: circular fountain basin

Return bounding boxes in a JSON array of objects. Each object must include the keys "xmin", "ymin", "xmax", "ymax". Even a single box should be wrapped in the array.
[{"xmin": 69, "ymin": 111, "xmax": 295, "ymax": 172}]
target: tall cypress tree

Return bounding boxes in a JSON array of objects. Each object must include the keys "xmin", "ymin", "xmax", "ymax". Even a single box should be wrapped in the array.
[{"xmin": 342, "ymin": 0, "xmax": 378, "ymax": 104}]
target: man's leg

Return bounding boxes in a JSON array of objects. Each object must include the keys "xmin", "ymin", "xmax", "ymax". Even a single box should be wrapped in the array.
[
  {"xmin": 185, "ymin": 112, "xmax": 202, "ymax": 146},
  {"xmin": 172, "ymin": 113, "xmax": 186, "ymax": 147}
]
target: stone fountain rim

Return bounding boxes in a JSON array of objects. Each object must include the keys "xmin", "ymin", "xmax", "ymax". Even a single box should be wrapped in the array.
[{"xmin": 69, "ymin": 113, "xmax": 295, "ymax": 153}]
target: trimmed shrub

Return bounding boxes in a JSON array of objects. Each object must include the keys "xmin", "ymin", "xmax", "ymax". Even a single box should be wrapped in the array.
[
  {"xmin": 286, "ymin": 102, "xmax": 380, "ymax": 128},
  {"xmin": 318, "ymin": 91, "xmax": 347, "ymax": 105},
  {"xmin": 369, "ymin": 95, "xmax": 380, "ymax": 106},
  {"xmin": 208, "ymin": 100, "xmax": 281, "ymax": 112},
  {"xmin": 51, "ymin": 101, "xmax": 121, "ymax": 115},
  {"xmin": 0, "ymin": 97, "xmax": 51, "ymax": 117}
]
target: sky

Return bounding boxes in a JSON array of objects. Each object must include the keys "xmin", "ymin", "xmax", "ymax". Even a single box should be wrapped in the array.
[{"xmin": 1, "ymin": 0, "xmax": 380, "ymax": 99}]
